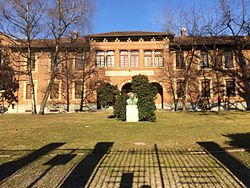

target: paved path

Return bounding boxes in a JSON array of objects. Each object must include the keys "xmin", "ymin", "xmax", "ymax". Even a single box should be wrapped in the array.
[{"xmin": 0, "ymin": 145, "xmax": 247, "ymax": 188}]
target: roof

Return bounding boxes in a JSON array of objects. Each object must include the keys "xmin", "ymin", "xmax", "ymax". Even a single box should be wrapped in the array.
[
  {"xmin": 173, "ymin": 36, "xmax": 250, "ymax": 46},
  {"xmin": 88, "ymin": 31, "xmax": 174, "ymax": 38}
]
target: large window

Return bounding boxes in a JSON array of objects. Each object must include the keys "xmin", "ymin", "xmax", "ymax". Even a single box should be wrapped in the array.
[
  {"xmin": 201, "ymin": 79, "xmax": 211, "ymax": 98},
  {"xmin": 176, "ymin": 50, "xmax": 185, "ymax": 69},
  {"xmin": 96, "ymin": 51, "xmax": 105, "ymax": 67},
  {"xmin": 144, "ymin": 50, "xmax": 152, "ymax": 67},
  {"xmin": 25, "ymin": 82, "xmax": 36, "ymax": 100},
  {"xmin": 25, "ymin": 83, "xmax": 31, "ymax": 100},
  {"xmin": 200, "ymin": 51, "xmax": 209, "ymax": 69},
  {"xmin": 26, "ymin": 53, "xmax": 36, "ymax": 71},
  {"xmin": 74, "ymin": 81, "xmax": 82, "ymax": 99},
  {"xmin": 226, "ymin": 80, "xmax": 236, "ymax": 97},
  {"xmin": 75, "ymin": 54, "xmax": 84, "ymax": 70},
  {"xmin": 106, "ymin": 51, "xmax": 115, "ymax": 67},
  {"xmin": 130, "ymin": 50, "xmax": 139, "ymax": 68},
  {"xmin": 154, "ymin": 51, "xmax": 163, "ymax": 67},
  {"xmin": 50, "ymin": 81, "xmax": 60, "ymax": 99},
  {"xmin": 120, "ymin": 51, "xmax": 129, "ymax": 68},
  {"xmin": 176, "ymin": 80, "xmax": 184, "ymax": 98},
  {"xmin": 224, "ymin": 51, "xmax": 233, "ymax": 68},
  {"xmin": 50, "ymin": 54, "xmax": 61, "ymax": 71}
]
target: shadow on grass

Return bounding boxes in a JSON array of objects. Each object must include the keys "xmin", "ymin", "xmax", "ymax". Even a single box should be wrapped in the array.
[
  {"xmin": 197, "ymin": 141, "xmax": 250, "ymax": 187},
  {"xmin": 224, "ymin": 132, "xmax": 250, "ymax": 152},
  {"xmin": 0, "ymin": 143, "xmax": 65, "ymax": 182},
  {"xmin": 60, "ymin": 142, "xmax": 113, "ymax": 188}
]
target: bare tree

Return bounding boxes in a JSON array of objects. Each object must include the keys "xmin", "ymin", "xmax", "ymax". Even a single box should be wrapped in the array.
[
  {"xmin": 163, "ymin": 0, "xmax": 250, "ymax": 111},
  {"xmin": 0, "ymin": 0, "xmax": 45, "ymax": 114},
  {"xmin": 38, "ymin": 0, "xmax": 93, "ymax": 114}
]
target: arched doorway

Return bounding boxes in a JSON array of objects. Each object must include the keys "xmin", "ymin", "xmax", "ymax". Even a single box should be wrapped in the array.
[
  {"xmin": 121, "ymin": 83, "xmax": 132, "ymax": 93},
  {"xmin": 151, "ymin": 82, "xmax": 163, "ymax": 109}
]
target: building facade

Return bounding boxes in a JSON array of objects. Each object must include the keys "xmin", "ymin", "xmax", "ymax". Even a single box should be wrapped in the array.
[{"xmin": 1, "ymin": 31, "xmax": 250, "ymax": 113}]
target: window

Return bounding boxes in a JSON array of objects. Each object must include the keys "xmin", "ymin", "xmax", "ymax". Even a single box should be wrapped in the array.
[
  {"xmin": 200, "ymin": 51, "xmax": 209, "ymax": 69},
  {"xmin": 96, "ymin": 51, "xmax": 105, "ymax": 67},
  {"xmin": 226, "ymin": 80, "xmax": 236, "ymax": 97},
  {"xmin": 154, "ymin": 51, "xmax": 163, "ymax": 67},
  {"xmin": 176, "ymin": 80, "xmax": 184, "ymax": 98},
  {"xmin": 24, "ymin": 82, "xmax": 36, "ymax": 100},
  {"xmin": 26, "ymin": 53, "xmax": 36, "ymax": 71},
  {"xmin": 144, "ymin": 50, "xmax": 152, "ymax": 67},
  {"xmin": 50, "ymin": 81, "xmax": 60, "ymax": 99},
  {"xmin": 176, "ymin": 50, "xmax": 185, "ymax": 69},
  {"xmin": 51, "ymin": 54, "xmax": 61, "ymax": 71},
  {"xmin": 201, "ymin": 79, "xmax": 211, "ymax": 98},
  {"xmin": 75, "ymin": 54, "xmax": 84, "ymax": 70},
  {"xmin": 25, "ymin": 83, "xmax": 31, "ymax": 100},
  {"xmin": 130, "ymin": 50, "xmax": 139, "ymax": 68},
  {"xmin": 120, "ymin": 51, "xmax": 129, "ymax": 68},
  {"xmin": 74, "ymin": 81, "xmax": 82, "ymax": 99},
  {"xmin": 215, "ymin": 53, "xmax": 223, "ymax": 69},
  {"xmin": 106, "ymin": 51, "xmax": 115, "ymax": 67},
  {"xmin": 224, "ymin": 51, "xmax": 233, "ymax": 68}
]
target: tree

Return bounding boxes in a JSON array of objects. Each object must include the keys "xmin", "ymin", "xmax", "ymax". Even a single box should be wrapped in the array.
[
  {"xmin": 163, "ymin": 0, "xmax": 250, "ymax": 111},
  {"xmin": 96, "ymin": 82, "xmax": 119, "ymax": 109},
  {"xmin": 131, "ymin": 75, "xmax": 157, "ymax": 122},
  {"xmin": 113, "ymin": 91, "xmax": 127, "ymax": 121},
  {"xmin": 0, "ymin": 51, "xmax": 19, "ymax": 108},
  {"xmin": 39, "ymin": 0, "xmax": 93, "ymax": 114},
  {"xmin": 0, "ymin": 0, "xmax": 45, "ymax": 114}
]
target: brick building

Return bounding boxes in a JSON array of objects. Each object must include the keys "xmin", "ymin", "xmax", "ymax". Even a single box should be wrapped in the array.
[{"xmin": 1, "ymin": 31, "xmax": 250, "ymax": 113}]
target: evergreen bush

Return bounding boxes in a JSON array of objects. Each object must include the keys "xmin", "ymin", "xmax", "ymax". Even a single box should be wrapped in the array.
[
  {"xmin": 113, "ymin": 91, "xmax": 128, "ymax": 121},
  {"xmin": 131, "ymin": 75, "xmax": 157, "ymax": 122},
  {"xmin": 96, "ymin": 82, "xmax": 119, "ymax": 109}
]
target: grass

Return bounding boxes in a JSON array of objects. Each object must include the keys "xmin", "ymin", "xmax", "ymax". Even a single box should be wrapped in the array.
[
  {"xmin": 0, "ymin": 111, "xmax": 250, "ymax": 150},
  {"xmin": 0, "ymin": 111, "xmax": 250, "ymax": 187}
]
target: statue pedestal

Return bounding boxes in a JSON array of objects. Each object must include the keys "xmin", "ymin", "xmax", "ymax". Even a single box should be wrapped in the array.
[{"xmin": 126, "ymin": 105, "xmax": 139, "ymax": 122}]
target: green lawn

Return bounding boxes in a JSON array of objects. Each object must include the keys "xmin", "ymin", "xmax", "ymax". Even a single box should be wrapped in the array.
[
  {"xmin": 0, "ymin": 111, "xmax": 249, "ymax": 150},
  {"xmin": 1, "ymin": 111, "xmax": 250, "ymax": 187}
]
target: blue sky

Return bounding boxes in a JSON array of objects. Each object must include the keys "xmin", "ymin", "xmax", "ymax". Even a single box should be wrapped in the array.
[{"xmin": 92, "ymin": 0, "xmax": 215, "ymax": 34}]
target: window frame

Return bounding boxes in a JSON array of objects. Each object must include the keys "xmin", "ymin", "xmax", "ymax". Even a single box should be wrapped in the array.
[
  {"xmin": 130, "ymin": 50, "xmax": 139, "ymax": 68},
  {"xmin": 120, "ymin": 50, "xmax": 129, "ymax": 68},
  {"xmin": 154, "ymin": 50, "xmax": 164, "ymax": 67},
  {"xmin": 175, "ymin": 50, "xmax": 185, "ymax": 69}
]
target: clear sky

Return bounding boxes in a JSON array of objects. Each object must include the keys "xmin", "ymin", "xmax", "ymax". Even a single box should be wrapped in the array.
[{"xmin": 92, "ymin": 0, "xmax": 216, "ymax": 34}]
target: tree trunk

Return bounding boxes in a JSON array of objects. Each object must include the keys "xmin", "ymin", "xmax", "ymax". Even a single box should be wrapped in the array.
[
  {"xmin": 29, "ymin": 72, "xmax": 37, "ymax": 114},
  {"xmin": 79, "ymin": 81, "xmax": 85, "ymax": 111},
  {"xmin": 39, "ymin": 76, "xmax": 55, "ymax": 114}
]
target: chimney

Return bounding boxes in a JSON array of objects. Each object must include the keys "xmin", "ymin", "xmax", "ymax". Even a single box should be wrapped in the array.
[
  {"xmin": 72, "ymin": 30, "xmax": 78, "ymax": 40},
  {"xmin": 181, "ymin": 27, "xmax": 186, "ymax": 38}
]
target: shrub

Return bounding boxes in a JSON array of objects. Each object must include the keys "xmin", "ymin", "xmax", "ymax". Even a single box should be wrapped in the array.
[
  {"xmin": 96, "ymin": 82, "xmax": 119, "ymax": 109},
  {"xmin": 131, "ymin": 75, "xmax": 157, "ymax": 122},
  {"xmin": 113, "ymin": 91, "xmax": 128, "ymax": 121}
]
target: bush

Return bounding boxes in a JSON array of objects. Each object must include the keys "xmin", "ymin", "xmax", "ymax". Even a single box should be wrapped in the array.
[
  {"xmin": 113, "ymin": 91, "xmax": 128, "ymax": 121},
  {"xmin": 96, "ymin": 82, "xmax": 119, "ymax": 109},
  {"xmin": 131, "ymin": 75, "xmax": 157, "ymax": 122}
]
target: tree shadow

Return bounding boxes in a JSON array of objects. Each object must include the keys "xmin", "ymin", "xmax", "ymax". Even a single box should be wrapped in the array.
[
  {"xmin": 27, "ymin": 150, "xmax": 77, "ymax": 188},
  {"xmin": 223, "ymin": 132, "xmax": 250, "ymax": 152},
  {"xmin": 0, "ymin": 143, "xmax": 65, "ymax": 182},
  {"xmin": 60, "ymin": 142, "xmax": 113, "ymax": 188},
  {"xmin": 197, "ymin": 141, "xmax": 250, "ymax": 187}
]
